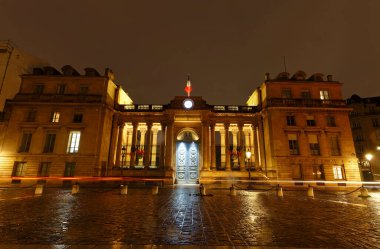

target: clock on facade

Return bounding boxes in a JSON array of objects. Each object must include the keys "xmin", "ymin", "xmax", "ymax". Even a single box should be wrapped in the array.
[{"xmin": 183, "ymin": 98, "xmax": 194, "ymax": 109}]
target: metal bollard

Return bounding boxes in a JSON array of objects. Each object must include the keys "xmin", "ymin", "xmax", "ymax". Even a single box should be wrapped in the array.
[
  {"xmin": 71, "ymin": 183, "xmax": 80, "ymax": 194},
  {"xmin": 277, "ymin": 185, "xmax": 283, "ymax": 197},
  {"xmin": 230, "ymin": 184, "xmax": 237, "ymax": 196},
  {"xmin": 120, "ymin": 185, "xmax": 128, "ymax": 195},
  {"xmin": 35, "ymin": 184, "xmax": 44, "ymax": 195},
  {"xmin": 152, "ymin": 184, "xmax": 159, "ymax": 195},
  {"xmin": 359, "ymin": 187, "xmax": 371, "ymax": 198},
  {"xmin": 307, "ymin": 185, "xmax": 314, "ymax": 198}
]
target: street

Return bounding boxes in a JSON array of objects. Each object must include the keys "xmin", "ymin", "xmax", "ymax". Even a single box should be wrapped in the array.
[{"xmin": 0, "ymin": 184, "xmax": 379, "ymax": 248}]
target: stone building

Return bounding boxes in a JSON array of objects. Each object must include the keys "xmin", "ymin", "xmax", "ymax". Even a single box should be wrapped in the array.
[
  {"xmin": 347, "ymin": 95, "xmax": 380, "ymax": 181},
  {"xmin": 0, "ymin": 40, "xmax": 48, "ymax": 111},
  {"xmin": 248, "ymin": 71, "xmax": 361, "ymax": 183},
  {"xmin": 0, "ymin": 67, "xmax": 361, "ymax": 184}
]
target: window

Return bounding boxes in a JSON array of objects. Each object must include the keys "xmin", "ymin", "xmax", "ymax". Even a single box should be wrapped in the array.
[
  {"xmin": 12, "ymin": 162, "xmax": 26, "ymax": 176},
  {"xmin": 282, "ymin": 88, "xmax": 292, "ymax": 99},
  {"xmin": 306, "ymin": 115, "xmax": 316, "ymax": 126},
  {"xmin": 64, "ymin": 162, "xmax": 76, "ymax": 177},
  {"xmin": 286, "ymin": 115, "xmax": 296, "ymax": 126},
  {"xmin": 308, "ymin": 134, "xmax": 320, "ymax": 155},
  {"xmin": 312, "ymin": 164, "xmax": 325, "ymax": 180},
  {"xmin": 330, "ymin": 135, "xmax": 341, "ymax": 156},
  {"xmin": 67, "ymin": 131, "xmax": 81, "ymax": 153},
  {"xmin": 57, "ymin": 84, "xmax": 66, "ymax": 95},
  {"xmin": 301, "ymin": 90, "xmax": 311, "ymax": 99},
  {"xmin": 79, "ymin": 85, "xmax": 89, "ymax": 95},
  {"xmin": 34, "ymin": 84, "xmax": 44, "ymax": 94},
  {"xmin": 38, "ymin": 162, "xmax": 50, "ymax": 177},
  {"xmin": 292, "ymin": 164, "xmax": 303, "ymax": 179},
  {"xmin": 326, "ymin": 116, "xmax": 336, "ymax": 127},
  {"xmin": 25, "ymin": 110, "xmax": 36, "ymax": 122},
  {"xmin": 73, "ymin": 113, "xmax": 83, "ymax": 123},
  {"xmin": 288, "ymin": 134, "xmax": 299, "ymax": 155},
  {"xmin": 51, "ymin": 112, "xmax": 60, "ymax": 123},
  {"xmin": 356, "ymin": 144, "xmax": 364, "ymax": 153},
  {"xmin": 355, "ymin": 133, "xmax": 363, "ymax": 142},
  {"xmin": 320, "ymin": 90, "xmax": 330, "ymax": 100},
  {"xmin": 352, "ymin": 121, "xmax": 361, "ymax": 129},
  {"xmin": 43, "ymin": 133, "xmax": 56, "ymax": 153},
  {"xmin": 372, "ymin": 118, "xmax": 379, "ymax": 127},
  {"xmin": 333, "ymin": 165, "xmax": 345, "ymax": 180},
  {"xmin": 19, "ymin": 133, "xmax": 32, "ymax": 152}
]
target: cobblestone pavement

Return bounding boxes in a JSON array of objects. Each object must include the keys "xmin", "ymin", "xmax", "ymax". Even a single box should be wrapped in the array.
[{"xmin": 0, "ymin": 184, "xmax": 379, "ymax": 249}]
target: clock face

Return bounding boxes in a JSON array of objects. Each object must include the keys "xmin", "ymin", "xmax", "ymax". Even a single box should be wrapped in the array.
[{"xmin": 183, "ymin": 99, "xmax": 194, "ymax": 109}]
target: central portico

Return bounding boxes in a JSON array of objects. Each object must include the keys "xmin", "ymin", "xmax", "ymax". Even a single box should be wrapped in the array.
[{"xmin": 108, "ymin": 93, "xmax": 263, "ymax": 184}]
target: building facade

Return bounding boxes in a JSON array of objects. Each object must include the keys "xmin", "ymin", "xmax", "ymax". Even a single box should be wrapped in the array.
[
  {"xmin": 0, "ymin": 40, "xmax": 48, "ymax": 111},
  {"xmin": 0, "ymin": 67, "xmax": 361, "ymax": 184},
  {"xmin": 347, "ymin": 95, "xmax": 380, "ymax": 181}
]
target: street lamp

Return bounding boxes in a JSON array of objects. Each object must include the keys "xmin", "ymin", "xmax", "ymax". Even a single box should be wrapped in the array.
[
  {"xmin": 365, "ymin": 153, "xmax": 373, "ymax": 161},
  {"xmin": 246, "ymin": 150, "xmax": 252, "ymax": 182}
]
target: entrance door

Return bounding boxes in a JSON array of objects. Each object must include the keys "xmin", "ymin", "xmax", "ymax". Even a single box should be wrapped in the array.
[{"xmin": 176, "ymin": 142, "xmax": 199, "ymax": 184}]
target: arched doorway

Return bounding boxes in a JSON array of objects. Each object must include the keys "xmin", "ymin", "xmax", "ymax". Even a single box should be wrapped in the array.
[{"xmin": 176, "ymin": 129, "xmax": 199, "ymax": 184}]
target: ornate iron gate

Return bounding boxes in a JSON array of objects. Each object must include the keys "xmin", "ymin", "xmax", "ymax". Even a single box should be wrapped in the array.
[{"xmin": 176, "ymin": 142, "xmax": 198, "ymax": 184}]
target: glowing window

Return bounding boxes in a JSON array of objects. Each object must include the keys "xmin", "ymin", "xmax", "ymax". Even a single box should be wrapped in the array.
[
  {"xmin": 67, "ymin": 131, "xmax": 81, "ymax": 153},
  {"xmin": 333, "ymin": 165, "xmax": 345, "ymax": 180},
  {"xmin": 51, "ymin": 112, "xmax": 60, "ymax": 123},
  {"xmin": 320, "ymin": 90, "xmax": 330, "ymax": 100}
]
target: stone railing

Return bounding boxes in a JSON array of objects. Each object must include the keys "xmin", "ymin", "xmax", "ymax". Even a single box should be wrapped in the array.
[{"xmin": 266, "ymin": 98, "xmax": 347, "ymax": 108}]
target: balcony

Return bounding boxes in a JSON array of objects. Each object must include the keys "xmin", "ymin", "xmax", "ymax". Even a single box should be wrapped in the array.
[
  {"xmin": 212, "ymin": 105, "xmax": 260, "ymax": 113},
  {"xmin": 266, "ymin": 98, "xmax": 348, "ymax": 108},
  {"xmin": 13, "ymin": 94, "xmax": 103, "ymax": 103}
]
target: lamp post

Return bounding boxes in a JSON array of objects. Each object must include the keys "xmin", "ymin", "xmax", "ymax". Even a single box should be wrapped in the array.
[{"xmin": 246, "ymin": 150, "xmax": 252, "ymax": 182}]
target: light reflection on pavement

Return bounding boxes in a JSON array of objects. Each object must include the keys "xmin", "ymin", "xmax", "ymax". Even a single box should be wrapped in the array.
[{"xmin": 0, "ymin": 185, "xmax": 379, "ymax": 248}]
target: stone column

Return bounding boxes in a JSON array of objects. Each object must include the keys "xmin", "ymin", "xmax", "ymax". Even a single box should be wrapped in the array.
[
  {"xmin": 231, "ymin": 128, "xmax": 238, "ymax": 168},
  {"xmin": 115, "ymin": 122, "xmax": 125, "ymax": 167},
  {"xmin": 202, "ymin": 121, "xmax": 210, "ymax": 170},
  {"xmin": 257, "ymin": 117, "xmax": 266, "ymax": 172},
  {"xmin": 138, "ymin": 128, "xmax": 147, "ymax": 166},
  {"xmin": 238, "ymin": 123, "xmax": 245, "ymax": 170},
  {"xmin": 210, "ymin": 122, "xmax": 216, "ymax": 170},
  {"xmin": 126, "ymin": 128, "xmax": 133, "ymax": 166},
  {"xmin": 224, "ymin": 123, "xmax": 231, "ymax": 170},
  {"xmin": 220, "ymin": 129, "xmax": 226, "ymax": 168},
  {"xmin": 165, "ymin": 121, "xmax": 174, "ymax": 170},
  {"xmin": 150, "ymin": 127, "xmax": 159, "ymax": 167},
  {"xmin": 130, "ymin": 122, "xmax": 138, "ymax": 167},
  {"xmin": 320, "ymin": 130, "xmax": 328, "ymax": 157},
  {"xmin": 253, "ymin": 126, "xmax": 260, "ymax": 169},
  {"xmin": 108, "ymin": 115, "xmax": 119, "ymax": 169},
  {"xmin": 144, "ymin": 122, "xmax": 153, "ymax": 168},
  {"xmin": 159, "ymin": 122, "xmax": 167, "ymax": 168}
]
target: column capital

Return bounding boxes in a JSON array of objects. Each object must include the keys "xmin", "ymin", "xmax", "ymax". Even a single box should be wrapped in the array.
[
  {"xmin": 118, "ymin": 121, "xmax": 125, "ymax": 127},
  {"xmin": 146, "ymin": 122, "xmax": 153, "ymax": 129}
]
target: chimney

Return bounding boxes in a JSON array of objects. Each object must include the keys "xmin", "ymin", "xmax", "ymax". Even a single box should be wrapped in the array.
[
  {"xmin": 265, "ymin": 73, "xmax": 270, "ymax": 81},
  {"xmin": 327, "ymin": 75, "xmax": 333, "ymax": 81}
]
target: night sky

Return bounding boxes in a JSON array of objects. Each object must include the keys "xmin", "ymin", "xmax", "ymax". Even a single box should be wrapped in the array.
[{"xmin": 1, "ymin": 0, "xmax": 380, "ymax": 105}]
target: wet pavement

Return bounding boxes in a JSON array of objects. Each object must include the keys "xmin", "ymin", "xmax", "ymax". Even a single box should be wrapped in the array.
[{"xmin": 0, "ymin": 184, "xmax": 379, "ymax": 249}]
